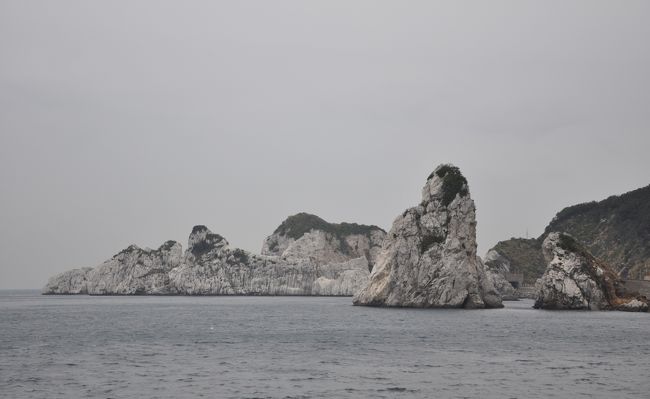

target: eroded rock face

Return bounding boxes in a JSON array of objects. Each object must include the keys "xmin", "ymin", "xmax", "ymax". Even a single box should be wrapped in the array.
[
  {"xmin": 483, "ymin": 249, "xmax": 518, "ymax": 300},
  {"xmin": 85, "ymin": 241, "xmax": 182, "ymax": 295},
  {"xmin": 353, "ymin": 164, "xmax": 503, "ymax": 308},
  {"xmin": 42, "ymin": 267, "xmax": 93, "ymax": 294},
  {"xmin": 534, "ymin": 232, "xmax": 648, "ymax": 311},
  {"xmin": 168, "ymin": 226, "xmax": 370, "ymax": 295},
  {"xmin": 44, "ymin": 225, "xmax": 371, "ymax": 296},
  {"xmin": 262, "ymin": 213, "xmax": 386, "ymax": 270},
  {"xmin": 311, "ymin": 257, "xmax": 370, "ymax": 296}
]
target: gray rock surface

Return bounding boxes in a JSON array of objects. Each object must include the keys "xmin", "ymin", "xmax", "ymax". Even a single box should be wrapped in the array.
[
  {"xmin": 483, "ymin": 249, "xmax": 518, "ymax": 300},
  {"xmin": 167, "ymin": 225, "xmax": 370, "ymax": 295},
  {"xmin": 534, "ymin": 232, "xmax": 648, "ymax": 311},
  {"xmin": 353, "ymin": 164, "xmax": 503, "ymax": 308},
  {"xmin": 85, "ymin": 241, "xmax": 183, "ymax": 295},
  {"xmin": 43, "ymin": 223, "xmax": 373, "ymax": 296},
  {"xmin": 262, "ymin": 213, "xmax": 386, "ymax": 270},
  {"xmin": 42, "ymin": 267, "xmax": 93, "ymax": 294}
]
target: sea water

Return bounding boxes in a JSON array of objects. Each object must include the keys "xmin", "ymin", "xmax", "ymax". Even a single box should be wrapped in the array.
[{"xmin": 1, "ymin": 290, "xmax": 649, "ymax": 398}]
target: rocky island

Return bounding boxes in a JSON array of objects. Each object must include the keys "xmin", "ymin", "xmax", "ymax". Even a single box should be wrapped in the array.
[
  {"xmin": 43, "ymin": 215, "xmax": 385, "ymax": 296},
  {"xmin": 534, "ymin": 232, "xmax": 648, "ymax": 312},
  {"xmin": 353, "ymin": 164, "xmax": 503, "ymax": 308}
]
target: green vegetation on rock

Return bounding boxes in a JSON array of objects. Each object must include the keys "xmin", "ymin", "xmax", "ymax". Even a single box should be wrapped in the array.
[
  {"xmin": 557, "ymin": 233, "xmax": 582, "ymax": 255},
  {"xmin": 420, "ymin": 233, "xmax": 445, "ymax": 254},
  {"xmin": 191, "ymin": 225, "xmax": 209, "ymax": 234},
  {"xmin": 491, "ymin": 238, "xmax": 546, "ymax": 284},
  {"xmin": 490, "ymin": 184, "xmax": 650, "ymax": 282},
  {"xmin": 544, "ymin": 185, "xmax": 650, "ymax": 279},
  {"xmin": 430, "ymin": 165, "xmax": 469, "ymax": 206},
  {"xmin": 274, "ymin": 212, "xmax": 384, "ymax": 241},
  {"xmin": 158, "ymin": 240, "xmax": 178, "ymax": 251},
  {"xmin": 191, "ymin": 233, "xmax": 225, "ymax": 257},
  {"xmin": 231, "ymin": 248, "xmax": 249, "ymax": 264}
]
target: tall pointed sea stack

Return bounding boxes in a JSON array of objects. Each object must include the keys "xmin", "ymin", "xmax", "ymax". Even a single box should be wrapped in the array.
[{"xmin": 353, "ymin": 164, "xmax": 502, "ymax": 308}]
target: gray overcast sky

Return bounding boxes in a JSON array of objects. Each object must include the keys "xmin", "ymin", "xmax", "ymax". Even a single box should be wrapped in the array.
[{"xmin": 1, "ymin": 1, "xmax": 649, "ymax": 289}]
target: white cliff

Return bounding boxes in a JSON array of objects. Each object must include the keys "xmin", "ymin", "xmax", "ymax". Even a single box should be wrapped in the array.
[
  {"xmin": 43, "ymin": 222, "xmax": 374, "ymax": 296},
  {"xmin": 168, "ymin": 225, "xmax": 370, "ymax": 295},
  {"xmin": 311, "ymin": 257, "xmax": 370, "ymax": 296},
  {"xmin": 85, "ymin": 241, "xmax": 183, "ymax": 295},
  {"xmin": 483, "ymin": 249, "xmax": 518, "ymax": 300},
  {"xmin": 353, "ymin": 164, "xmax": 503, "ymax": 308},
  {"xmin": 534, "ymin": 232, "xmax": 648, "ymax": 311},
  {"xmin": 261, "ymin": 213, "xmax": 386, "ymax": 270},
  {"xmin": 42, "ymin": 267, "xmax": 93, "ymax": 294}
]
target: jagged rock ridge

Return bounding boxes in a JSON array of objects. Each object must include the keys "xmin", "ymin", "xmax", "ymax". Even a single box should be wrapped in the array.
[
  {"xmin": 534, "ymin": 232, "xmax": 648, "ymax": 311},
  {"xmin": 353, "ymin": 164, "xmax": 503, "ymax": 308},
  {"xmin": 167, "ymin": 225, "xmax": 370, "ymax": 295},
  {"xmin": 43, "ymin": 218, "xmax": 375, "ymax": 296}
]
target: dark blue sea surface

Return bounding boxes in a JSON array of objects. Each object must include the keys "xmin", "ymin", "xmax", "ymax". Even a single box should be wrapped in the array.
[{"xmin": 1, "ymin": 290, "xmax": 649, "ymax": 398}]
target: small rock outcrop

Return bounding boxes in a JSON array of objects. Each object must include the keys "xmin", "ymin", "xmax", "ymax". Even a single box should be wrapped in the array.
[
  {"xmin": 353, "ymin": 164, "xmax": 503, "ymax": 308},
  {"xmin": 262, "ymin": 213, "xmax": 386, "ymax": 270},
  {"xmin": 534, "ymin": 232, "xmax": 648, "ymax": 311},
  {"xmin": 483, "ymin": 249, "xmax": 518, "ymax": 300},
  {"xmin": 42, "ymin": 267, "xmax": 93, "ymax": 294}
]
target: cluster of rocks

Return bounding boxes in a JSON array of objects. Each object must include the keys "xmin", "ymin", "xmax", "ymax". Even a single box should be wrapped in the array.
[
  {"xmin": 44, "ymin": 163, "xmax": 649, "ymax": 313},
  {"xmin": 43, "ymin": 218, "xmax": 385, "ymax": 296}
]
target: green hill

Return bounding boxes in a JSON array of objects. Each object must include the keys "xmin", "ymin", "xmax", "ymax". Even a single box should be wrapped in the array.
[{"xmin": 489, "ymin": 184, "xmax": 650, "ymax": 283}]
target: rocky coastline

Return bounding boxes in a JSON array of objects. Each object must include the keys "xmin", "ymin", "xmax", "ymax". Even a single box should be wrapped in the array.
[
  {"xmin": 43, "ymin": 165, "xmax": 649, "ymax": 312},
  {"xmin": 43, "ymin": 217, "xmax": 385, "ymax": 297}
]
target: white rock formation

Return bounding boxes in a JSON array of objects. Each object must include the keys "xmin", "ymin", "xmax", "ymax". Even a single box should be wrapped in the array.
[
  {"xmin": 534, "ymin": 232, "xmax": 648, "ymax": 311},
  {"xmin": 42, "ymin": 267, "xmax": 93, "ymax": 294},
  {"xmin": 168, "ymin": 226, "xmax": 370, "ymax": 295},
  {"xmin": 85, "ymin": 241, "xmax": 183, "ymax": 295},
  {"xmin": 43, "ymin": 224, "xmax": 372, "ymax": 296},
  {"xmin": 353, "ymin": 164, "xmax": 503, "ymax": 308},
  {"xmin": 311, "ymin": 257, "xmax": 370, "ymax": 296},
  {"xmin": 261, "ymin": 213, "xmax": 386, "ymax": 270},
  {"xmin": 483, "ymin": 249, "xmax": 518, "ymax": 300}
]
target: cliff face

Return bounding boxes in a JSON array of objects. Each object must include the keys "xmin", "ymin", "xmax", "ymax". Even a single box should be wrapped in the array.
[
  {"xmin": 353, "ymin": 165, "xmax": 502, "ymax": 308},
  {"xmin": 262, "ymin": 213, "xmax": 386, "ymax": 270},
  {"xmin": 166, "ymin": 225, "xmax": 369, "ymax": 295},
  {"xmin": 487, "ymin": 184, "xmax": 650, "ymax": 282},
  {"xmin": 85, "ymin": 241, "xmax": 183, "ymax": 295},
  {"xmin": 534, "ymin": 232, "xmax": 648, "ymax": 311},
  {"xmin": 42, "ymin": 267, "xmax": 93, "ymax": 294},
  {"xmin": 483, "ymin": 250, "xmax": 517, "ymax": 300},
  {"xmin": 43, "ymin": 221, "xmax": 374, "ymax": 296}
]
